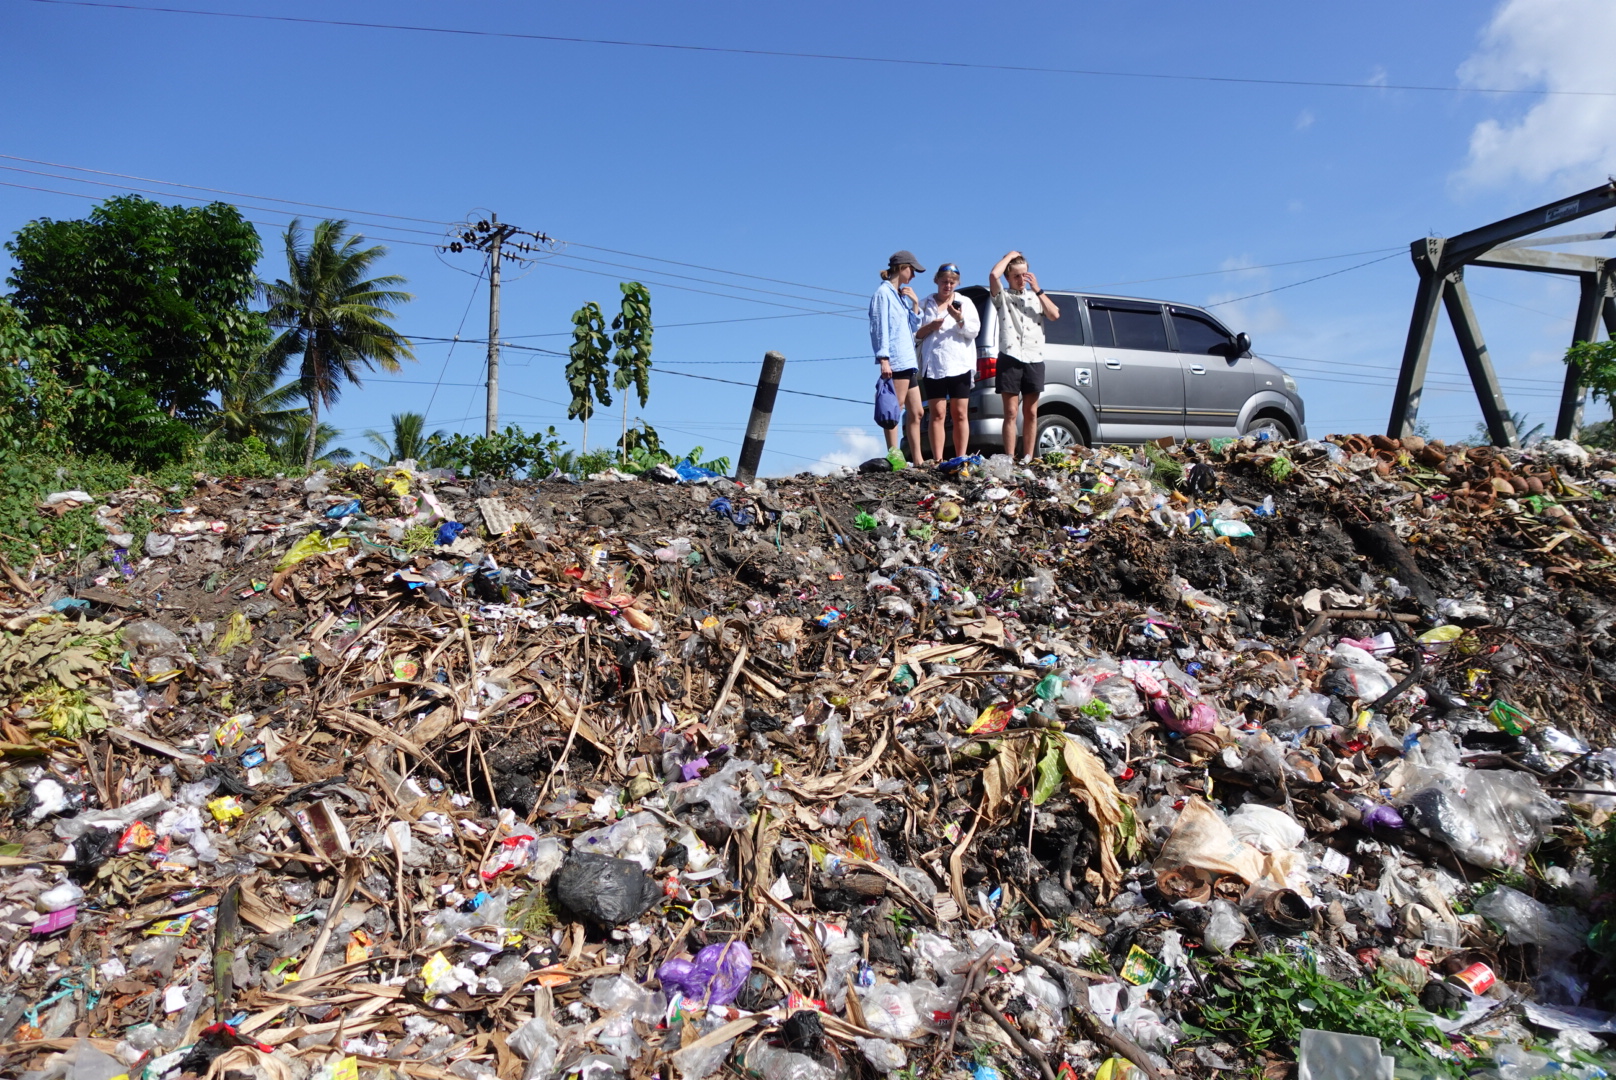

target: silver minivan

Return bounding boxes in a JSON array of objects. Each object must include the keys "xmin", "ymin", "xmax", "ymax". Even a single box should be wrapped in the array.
[{"xmin": 961, "ymin": 286, "xmax": 1306, "ymax": 450}]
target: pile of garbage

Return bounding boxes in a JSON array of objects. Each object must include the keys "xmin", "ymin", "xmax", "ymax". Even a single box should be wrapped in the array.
[{"xmin": 5, "ymin": 430, "xmax": 1616, "ymax": 1080}]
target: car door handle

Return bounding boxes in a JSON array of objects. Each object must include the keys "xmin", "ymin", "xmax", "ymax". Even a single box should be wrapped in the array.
[
  {"xmin": 1104, "ymin": 358, "xmax": 1121, "ymax": 369},
  {"xmin": 1190, "ymin": 364, "xmax": 1206, "ymax": 375}
]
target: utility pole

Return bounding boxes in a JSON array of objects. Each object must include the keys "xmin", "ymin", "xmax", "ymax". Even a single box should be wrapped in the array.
[
  {"xmin": 442, "ymin": 214, "xmax": 554, "ymax": 435},
  {"xmin": 485, "ymin": 214, "xmax": 507, "ymax": 435}
]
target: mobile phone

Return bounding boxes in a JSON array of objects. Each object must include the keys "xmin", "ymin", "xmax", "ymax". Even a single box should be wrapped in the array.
[{"xmin": 950, "ymin": 300, "xmax": 962, "ymax": 311}]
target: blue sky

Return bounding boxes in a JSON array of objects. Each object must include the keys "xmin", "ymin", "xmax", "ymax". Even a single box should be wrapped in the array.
[{"xmin": 3, "ymin": 0, "xmax": 1614, "ymax": 473}]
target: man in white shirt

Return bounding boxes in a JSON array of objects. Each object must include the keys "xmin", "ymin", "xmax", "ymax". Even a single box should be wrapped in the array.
[
  {"xmin": 988, "ymin": 250, "xmax": 1061, "ymax": 462},
  {"xmin": 915, "ymin": 263, "xmax": 979, "ymax": 464}
]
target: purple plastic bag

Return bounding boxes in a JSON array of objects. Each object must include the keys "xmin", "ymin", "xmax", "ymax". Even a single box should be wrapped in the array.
[
  {"xmin": 1362, "ymin": 804, "xmax": 1405, "ymax": 830},
  {"xmin": 657, "ymin": 940, "xmax": 752, "ymax": 1005}
]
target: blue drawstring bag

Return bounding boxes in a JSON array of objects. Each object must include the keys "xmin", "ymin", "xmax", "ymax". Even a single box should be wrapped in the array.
[{"xmin": 874, "ymin": 376, "xmax": 901, "ymax": 430}]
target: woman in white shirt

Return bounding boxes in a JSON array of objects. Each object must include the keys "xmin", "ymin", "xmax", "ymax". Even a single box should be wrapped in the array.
[{"xmin": 915, "ymin": 263, "xmax": 981, "ymax": 464}]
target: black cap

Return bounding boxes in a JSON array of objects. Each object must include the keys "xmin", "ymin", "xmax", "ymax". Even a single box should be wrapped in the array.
[{"xmin": 888, "ymin": 250, "xmax": 925, "ymax": 274}]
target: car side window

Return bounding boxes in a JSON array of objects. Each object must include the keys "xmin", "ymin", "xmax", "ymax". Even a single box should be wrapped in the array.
[
  {"xmin": 1086, "ymin": 302, "xmax": 1114, "ymax": 348},
  {"xmin": 1043, "ymin": 293, "xmax": 1083, "ymax": 346},
  {"xmin": 1104, "ymin": 304, "xmax": 1170, "ymax": 351},
  {"xmin": 1171, "ymin": 310, "xmax": 1234, "ymax": 355}
]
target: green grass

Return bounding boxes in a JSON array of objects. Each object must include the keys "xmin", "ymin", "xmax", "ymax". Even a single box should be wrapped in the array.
[{"xmin": 1183, "ymin": 951, "xmax": 1461, "ymax": 1078}]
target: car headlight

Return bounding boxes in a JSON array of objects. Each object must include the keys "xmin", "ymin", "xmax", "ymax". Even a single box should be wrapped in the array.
[{"xmin": 1282, "ymin": 374, "xmax": 1298, "ymax": 392}]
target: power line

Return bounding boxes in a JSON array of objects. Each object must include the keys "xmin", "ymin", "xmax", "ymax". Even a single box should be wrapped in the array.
[
  {"xmin": 0, "ymin": 163, "xmax": 445, "ymax": 239},
  {"xmin": 0, "ymin": 157, "xmax": 868, "ymax": 315},
  {"xmin": 658, "ymin": 368, "xmax": 867, "ymax": 405},
  {"xmin": 423, "ymin": 256, "xmax": 487, "ymax": 420},
  {"xmin": 565, "ymin": 242, "xmax": 865, "ymax": 299},
  {"xmin": 0, "ymin": 152, "xmax": 450, "ymax": 225},
  {"xmin": 540, "ymin": 259, "xmax": 864, "ymax": 317},
  {"xmin": 19, "ymin": 0, "xmax": 1616, "ymax": 97},
  {"xmin": 0, "ymin": 178, "xmax": 446, "ymax": 247},
  {"xmin": 1088, "ymin": 246, "xmax": 1406, "ymax": 289},
  {"xmin": 1203, "ymin": 251, "xmax": 1405, "ymax": 307},
  {"xmin": 551, "ymin": 250, "xmax": 860, "ymax": 307}
]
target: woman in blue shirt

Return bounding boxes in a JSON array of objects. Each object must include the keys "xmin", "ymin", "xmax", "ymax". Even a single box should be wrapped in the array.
[{"xmin": 869, "ymin": 250, "xmax": 925, "ymax": 459}]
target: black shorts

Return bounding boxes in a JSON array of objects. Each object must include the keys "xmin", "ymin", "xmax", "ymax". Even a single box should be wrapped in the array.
[
  {"xmin": 888, "ymin": 368, "xmax": 918, "ymax": 383},
  {"xmin": 995, "ymin": 355, "xmax": 1045, "ymax": 396},
  {"xmin": 923, "ymin": 372, "xmax": 973, "ymax": 401}
]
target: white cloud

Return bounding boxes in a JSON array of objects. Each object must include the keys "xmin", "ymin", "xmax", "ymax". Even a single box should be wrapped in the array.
[
  {"xmin": 1456, "ymin": 0, "xmax": 1616, "ymax": 188},
  {"xmin": 1294, "ymin": 109, "xmax": 1316, "ymax": 131},
  {"xmin": 811, "ymin": 427, "xmax": 885, "ymax": 474}
]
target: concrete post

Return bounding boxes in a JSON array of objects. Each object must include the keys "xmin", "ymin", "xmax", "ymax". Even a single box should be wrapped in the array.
[{"xmin": 736, "ymin": 351, "xmax": 786, "ymax": 483}]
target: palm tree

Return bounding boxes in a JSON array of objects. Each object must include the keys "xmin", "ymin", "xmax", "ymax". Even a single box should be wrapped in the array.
[
  {"xmin": 272, "ymin": 414, "xmax": 352, "ymax": 467},
  {"xmin": 363, "ymin": 411, "xmax": 442, "ymax": 465},
  {"xmin": 205, "ymin": 349, "xmax": 305, "ymax": 445},
  {"xmin": 262, "ymin": 219, "xmax": 414, "ymax": 469}
]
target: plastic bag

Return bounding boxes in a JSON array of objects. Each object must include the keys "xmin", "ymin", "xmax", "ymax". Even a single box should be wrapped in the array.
[
  {"xmin": 657, "ymin": 940, "xmax": 752, "ymax": 1005},
  {"xmin": 122, "ymin": 620, "xmax": 184, "ymax": 656},
  {"xmin": 554, "ymin": 852, "xmax": 661, "ymax": 925},
  {"xmin": 274, "ymin": 532, "xmax": 350, "ymax": 570},
  {"xmin": 1227, "ymin": 804, "xmax": 1305, "ymax": 853},
  {"xmin": 859, "ymin": 982, "xmax": 923, "ymax": 1039},
  {"xmin": 571, "ymin": 811, "xmax": 667, "ymax": 871},
  {"xmin": 874, "ymin": 376, "xmax": 900, "ymax": 430},
  {"xmin": 739, "ymin": 1044, "xmax": 838, "ymax": 1080},
  {"xmin": 855, "ymin": 1037, "xmax": 908, "ymax": 1074},
  {"xmin": 1398, "ymin": 768, "xmax": 1559, "ymax": 869},
  {"xmin": 1204, "ymin": 899, "xmax": 1245, "ymax": 954},
  {"xmin": 1474, "ymin": 886, "xmax": 1588, "ymax": 960}
]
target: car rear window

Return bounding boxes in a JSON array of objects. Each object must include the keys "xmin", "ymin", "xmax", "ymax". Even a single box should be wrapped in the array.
[
  {"xmin": 1090, "ymin": 300, "xmax": 1168, "ymax": 351},
  {"xmin": 1043, "ymin": 293, "xmax": 1083, "ymax": 346}
]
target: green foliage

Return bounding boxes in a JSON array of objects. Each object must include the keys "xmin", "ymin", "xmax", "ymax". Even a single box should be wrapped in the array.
[
  {"xmin": 262, "ymin": 219, "xmax": 414, "ymax": 468},
  {"xmin": 1266, "ymin": 454, "xmax": 1295, "ymax": 482},
  {"xmin": 0, "ymin": 299, "xmax": 80, "ymax": 459},
  {"xmin": 1186, "ymin": 952, "xmax": 1458, "ymax": 1078},
  {"xmin": 611, "ymin": 422, "xmax": 730, "ymax": 476},
  {"xmin": 566, "ymin": 301, "xmax": 612, "ymax": 451},
  {"xmin": 0, "ymin": 298, "xmax": 195, "ymax": 469},
  {"xmin": 1569, "ymin": 339, "xmax": 1616, "ymax": 409},
  {"xmin": 1589, "ymin": 815, "xmax": 1616, "ymax": 898},
  {"xmin": 0, "ymin": 443, "xmax": 298, "ymax": 566},
  {"xmin": 426, "ymin": 425, "xmax": 566, "ymax": 479},
  {"xmin": 364, "ymin": 411, "xmax": 445, "ymax": 466},
  {"xmin": 612, "ymin": 283, "xmax": 654, "ymax": 407},
  {"xmin": 205, "ymin": 349, "xmax": 304, "ymax": 446},
  {"xmin": 203, "ymin": 435, "xmax": 285, "ymax": 477},
  {"xmin": 269, "ymin": 415, "xmax": 351, "ymax": 468},
  {"xmin": 1144, "ymin": 442, "xmax": 1183, "ymax": 486},
  {"xmin": 549, "ymin": 447, "xmax": 619, "ymax": 478},
  {"xmin": 611, "ymin": 283, "xmax": 654, "ymax": 459},
  {"xmin": 5, "ymin": 194, "xmax": 266, "ymax": 422}
]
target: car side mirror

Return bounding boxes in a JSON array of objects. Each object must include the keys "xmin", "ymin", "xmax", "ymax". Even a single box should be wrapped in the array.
[{"xmin": 1234, "ymin": 332, "xmax": 1251, "ymax": 356}]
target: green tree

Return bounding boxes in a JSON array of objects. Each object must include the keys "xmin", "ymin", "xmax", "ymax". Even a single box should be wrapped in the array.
[
  {"xmin": 610, "ymin": 282, "xmax": 654, "ymax": 463},
  {"xmin": 271, "ymin": 414, "xmax": 352, "ymax": 468},
  {"xmin": 262, "ymin": 219, "xmax": 414, "ymax": 469},
  {"xmin": 0, "ymin": 298, "xmax": 191, "ymax": 468},
  {"xmin": 205, "ymin": 350, "xmax": 305, "ymax": 446},
  {"xmin": 364, "ymin": 411, "xmax": 443, "ymax": 465},
  {"xmin": 1569, "ymin": 340, "xmax": 1616, "ymax": 407},
  {"xmin": 4, "ymin": 194, "xmax": 266, "ymax": 422},
  {"xmin": 0, "ymin": 299, "xmax": 80, "ymax": 458},
  {"xmin": 565, "ymin": 302, "xmax": 612, "ymax": 453}
]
